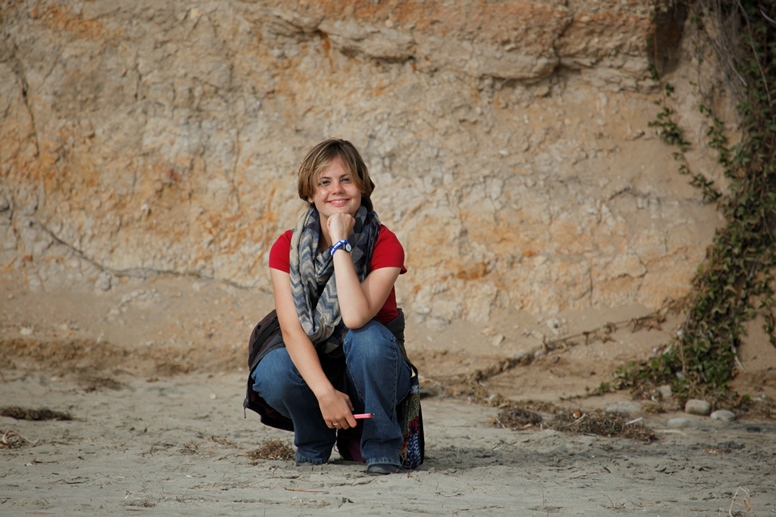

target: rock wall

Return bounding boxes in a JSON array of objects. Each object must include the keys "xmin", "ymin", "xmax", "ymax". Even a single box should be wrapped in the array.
[{"xmin": 0, "ymin": 1, "xmax": 726, "ymax": 327}]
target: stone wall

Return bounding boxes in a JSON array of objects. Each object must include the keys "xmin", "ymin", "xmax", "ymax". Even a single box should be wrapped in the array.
[{"xmin": 0, "ymin": 1, "xmax": 726, "ymax": 328}]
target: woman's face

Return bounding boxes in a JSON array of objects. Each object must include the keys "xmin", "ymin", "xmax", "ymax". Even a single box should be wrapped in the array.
[{"xmin": 308, "ymin": 158, "xmax": 362, "ymax": 219}]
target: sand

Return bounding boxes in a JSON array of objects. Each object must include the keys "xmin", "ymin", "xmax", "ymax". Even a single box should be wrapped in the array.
[{"xmin": 1, "ymin": 277, "xmax": 775, "ymax": 516}]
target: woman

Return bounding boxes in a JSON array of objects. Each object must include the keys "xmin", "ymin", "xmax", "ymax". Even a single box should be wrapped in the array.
[{"xmin": 251, "ymin": 139, "xmax": 413, "ymax": 475}]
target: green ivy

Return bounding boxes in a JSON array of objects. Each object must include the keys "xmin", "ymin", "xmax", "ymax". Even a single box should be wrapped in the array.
[{"xmin": 610, "ymin": 0, "xmax": 776, "ymax": 405}]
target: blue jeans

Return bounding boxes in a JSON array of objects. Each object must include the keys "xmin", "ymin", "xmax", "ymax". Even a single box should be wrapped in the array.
[{"xmin": 252, "ymin": 319, "xmax": 411, "ymax": 467}]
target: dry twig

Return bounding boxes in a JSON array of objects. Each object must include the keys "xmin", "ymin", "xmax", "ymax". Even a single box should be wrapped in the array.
[{"xmin": 1, "ymin": 430, "xmax": 36, "ymax": 449}]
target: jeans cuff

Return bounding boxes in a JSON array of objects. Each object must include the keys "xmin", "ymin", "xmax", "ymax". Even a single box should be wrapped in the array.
[
  {"xmin": 366, "ymin": 457, "xmax": 401, "ymax": 467},
  {"xmin": 295, "ymin": 452, "xmax": 329, "ymax": 466}
]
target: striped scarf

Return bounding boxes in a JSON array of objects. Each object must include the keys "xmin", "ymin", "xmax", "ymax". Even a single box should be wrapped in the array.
[{"xmin": 289, "ymin": 206, "xmax": 381, "ymax": 355}]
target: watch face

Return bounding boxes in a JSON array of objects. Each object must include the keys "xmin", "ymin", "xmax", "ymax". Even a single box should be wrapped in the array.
[{"xmin": 344, "ymin": 242, "xmax": 352, "ymax": 252}]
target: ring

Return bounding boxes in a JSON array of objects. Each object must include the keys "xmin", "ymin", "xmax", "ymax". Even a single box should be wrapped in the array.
[{"xmin": 333, "ymin": 423, "xmax": 339, "ymax": 427}]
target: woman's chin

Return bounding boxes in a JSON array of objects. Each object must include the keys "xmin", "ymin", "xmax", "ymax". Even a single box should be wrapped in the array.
[{"xmin": 329, "ymin": 205, "xmax": 358, "ymax": 215}]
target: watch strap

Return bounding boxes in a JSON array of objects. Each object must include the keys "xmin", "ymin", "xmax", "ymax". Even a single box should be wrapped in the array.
[{"xmin": 330, "ymin": 239, "xmax": 351, "ymax": 255}]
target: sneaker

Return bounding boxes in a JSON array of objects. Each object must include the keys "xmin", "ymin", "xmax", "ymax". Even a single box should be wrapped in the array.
[{"xmin": 366, "ymin": 463, "xmax": 401, "ymax": 475}]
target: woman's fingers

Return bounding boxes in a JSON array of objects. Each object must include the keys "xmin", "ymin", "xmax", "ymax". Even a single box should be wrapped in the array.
[
  {"xmin": 321, "ymin": 391, "xmax": 357, "ymax": 429},
  {"xmin": 327, "ymin": 213, "xmax": 355, "ymax": 241}
]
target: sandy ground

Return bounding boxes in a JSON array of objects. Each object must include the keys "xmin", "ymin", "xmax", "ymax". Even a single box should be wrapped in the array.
[{"xmin": 1, "ymin": 276, "xmax": 776, "ymax": 516}]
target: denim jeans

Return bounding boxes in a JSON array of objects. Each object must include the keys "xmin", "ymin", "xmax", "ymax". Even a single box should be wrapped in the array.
[{"xmin": 252, "ymin": 319, "xmax": 411, "ymax": 467}]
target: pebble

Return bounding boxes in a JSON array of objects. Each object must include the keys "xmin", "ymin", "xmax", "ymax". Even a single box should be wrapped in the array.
[
  {"xmin": 710, "ymin": 409, "xmax": 736, "ymax": 422},
  {"xmin": 656, "ymin": 384, "xmax": 672, "ymax": 400},
  {"xmin": 605, "ymin": 401, "xmax": 642, "ymax": 415},
  {"xmin": 512, "ymin": 350, "xmax": 529, "ymax": 362},
  {"xmin": 420, "ymin": 382, "xmax": 444, "ymax": 399},
  {"xmin": 95, "ymin": 272, "xmax": 113, "ymax": 291},
  {"xmin": 685, "ymin": 399, "xmax": 712, "ymax": 416},
  {"xmin": 666, "ymin": 417, "xmax": 694, "ymax": 428}
]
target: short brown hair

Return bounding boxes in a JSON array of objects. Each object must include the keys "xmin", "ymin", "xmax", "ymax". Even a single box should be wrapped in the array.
[{"xmin": 297, "ymin": 139, "xmax": 375, "ymax": 211}]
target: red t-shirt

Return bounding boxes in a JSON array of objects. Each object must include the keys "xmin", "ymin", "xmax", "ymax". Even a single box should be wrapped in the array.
[{"xmin": 269, "ymin": 225, "xmax": 406, "ymax": 324}]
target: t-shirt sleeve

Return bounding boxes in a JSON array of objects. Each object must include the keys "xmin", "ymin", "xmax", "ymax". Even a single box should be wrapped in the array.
[
  {"xmin": 372, "ymin": 225, "xmax": 407, "ymax": 274},
  {"xmin": 268, "ymin": 230, "xmax": 293, "ymax": 273}
]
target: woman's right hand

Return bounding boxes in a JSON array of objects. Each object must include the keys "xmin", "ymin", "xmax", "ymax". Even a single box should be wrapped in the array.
[
  {"xmin": 317, "ymin": 389, "xmax": 357, "ymax": 430},
  {"xmin": 326, "ymin": 212, "xmax": 355, "ymax": 243}
]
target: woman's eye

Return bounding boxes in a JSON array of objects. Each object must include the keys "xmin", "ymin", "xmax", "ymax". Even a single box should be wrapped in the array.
[
  {"xmin": 341, "ymin": 177, "xmax": 351, "ymax": 183},
  {"xmin": 319, "ymin": 179, "xmax": 330, "ymax": 187}
]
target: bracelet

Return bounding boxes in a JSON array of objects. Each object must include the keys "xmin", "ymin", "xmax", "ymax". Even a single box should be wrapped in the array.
[{"xmin": 330, "ymin": 240, "xmax": 352, "ymax": 255}]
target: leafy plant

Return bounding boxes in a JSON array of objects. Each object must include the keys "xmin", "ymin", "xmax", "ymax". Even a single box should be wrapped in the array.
[{"xmin": 615, "ymin": 0, "xmax": 776, "ymax": 405}]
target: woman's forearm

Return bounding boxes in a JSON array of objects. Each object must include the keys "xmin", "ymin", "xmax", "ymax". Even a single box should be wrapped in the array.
[
  {"xmin": 283, "ymin": 331, "xmax": 336, "ymax": 399},
  {"xmin": 271, "ymin": 267, "xmax": 336, "ymax": 400},
  {"xmin": 332, "ymin": 251, "xmax": 373, "ymax": 327},
  {"xmin": 334, "ymin": 253, "xmax": 401, "ymax": 329}
]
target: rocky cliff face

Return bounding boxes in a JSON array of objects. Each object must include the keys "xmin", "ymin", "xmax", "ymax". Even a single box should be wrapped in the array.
[{"xmin": 0, "ymin": 1, "xmax": 726, "ymax": 328}]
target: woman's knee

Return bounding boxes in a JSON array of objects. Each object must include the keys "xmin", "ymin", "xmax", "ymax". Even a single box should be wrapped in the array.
[
  {"xmin": 343, "ymin": 320, "xmax": 400, "ymax": 364},
  {"xmin": 252, "ymin": 348, "xmax": 306, "ymax": 403}
]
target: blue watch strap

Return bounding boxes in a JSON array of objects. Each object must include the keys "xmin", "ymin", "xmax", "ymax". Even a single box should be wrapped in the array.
[{"xmin": 330, "ymin": 239, "xmax": 351, "ymax": 254}]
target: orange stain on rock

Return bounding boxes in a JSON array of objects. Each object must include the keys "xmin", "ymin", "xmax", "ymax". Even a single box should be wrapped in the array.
[{"xmin": 31, "ymin": 4, "xmax": 123, "ymax": 43}]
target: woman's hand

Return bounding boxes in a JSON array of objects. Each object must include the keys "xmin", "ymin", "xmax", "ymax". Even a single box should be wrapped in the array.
[
  {"xmin": 317, "ymin": 389, "xmax": 357, "ymax": 430},
  {"xmin": 326, "ymin": 213, "xmax": 355, "ymax": 243}
]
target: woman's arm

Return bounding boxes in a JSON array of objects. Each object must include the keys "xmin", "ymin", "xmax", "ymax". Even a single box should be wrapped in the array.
[
  {"xmin": 271, "ymin": 267, "xmax": 356, "ymax": 428},
  {"xmin": 332, "ymin": 256, "xmax": 400, "ymax": 329},
  {"xmin": 327, "ymin": 213, "xmax": 400, "ymax": 329}
]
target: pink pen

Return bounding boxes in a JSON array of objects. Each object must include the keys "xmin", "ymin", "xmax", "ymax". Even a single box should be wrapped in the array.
[{"xmin": 353, "ymin": 413, "xmax": 374, "ymax": 419}]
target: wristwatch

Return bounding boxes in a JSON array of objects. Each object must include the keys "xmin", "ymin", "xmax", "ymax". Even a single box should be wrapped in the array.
[{"xmin": 330, "ymin": 239, "xmax": 352, "ymax": 255}]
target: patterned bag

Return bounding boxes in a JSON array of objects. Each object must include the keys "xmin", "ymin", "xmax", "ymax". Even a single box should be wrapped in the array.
[{"xmin": 398, "ymin": 365, "xmax": 424, "ymax": 469}]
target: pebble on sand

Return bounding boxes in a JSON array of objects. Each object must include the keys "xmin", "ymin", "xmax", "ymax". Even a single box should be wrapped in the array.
[
  {"xmin": 685, "ymin": 399, "xmax": 712, "ymax": 416},
  {"xmin": 710, "ymin": 409, "xmax": 736, "ymax": 422},
  {"xmin": 667, "ymin": 417, "xmax": 694, "ymax": 428}
]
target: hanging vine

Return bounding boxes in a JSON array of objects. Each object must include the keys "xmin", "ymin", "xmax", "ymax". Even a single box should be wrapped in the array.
[{"xmin": 607, "ymin": 0, "xmax": 776, "ymax": 405}]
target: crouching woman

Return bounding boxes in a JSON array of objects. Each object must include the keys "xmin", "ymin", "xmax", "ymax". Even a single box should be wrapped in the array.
[{"xmin": 250, "ymin": 139, "xmax": 417, "ymax": 475}]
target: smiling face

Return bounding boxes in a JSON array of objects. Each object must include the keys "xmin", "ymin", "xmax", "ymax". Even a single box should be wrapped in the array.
[
  {"xmin": 308, "ymin": 158, "xmax": 363, "ymax": 219},
  {"xmin": 297, "ymin": 139, "xmax": 375, "ymax": 212}
]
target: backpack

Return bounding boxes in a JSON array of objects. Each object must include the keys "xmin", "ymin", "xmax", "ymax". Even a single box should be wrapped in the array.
[{"xmin": 242, "ymin": 309, "xmax": 292, "ymax": 431}]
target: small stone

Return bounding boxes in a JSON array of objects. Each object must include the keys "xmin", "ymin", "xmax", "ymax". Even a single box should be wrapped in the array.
[
  {"xmin": 491, "ymin": 334, "xmax": 505, "ymax": 347},
  {"xmin": 512, "ymin": 351, "xmax": 529, "ymax": 363},
  {"xmin": 95, "ymin": 272, "xmax": 113, "ymax": 291},
  {"xmin": 656, "ymin": 384, "xmax": 672, "ymax": 400},
  {"xmin": 605, "ymin": 401, "xmax": 642, "ymax": 415},
  {"xmin": 685, "ymin": 399, "xmax": 712, "ymax": 416},
  {"xmin": 546, "ymin": 317, "xmax": 565, "ymax": 336},
  {"xmin": 420, "ymin": 383, "xmax": 444, "ymax": 399},
  {"xmin": 710, "ymin": 409, "xmax": 736, "ymax": 422},
  {"xmin": 666, "ymin": 417, "xmax": 693, "ymax": 428}
]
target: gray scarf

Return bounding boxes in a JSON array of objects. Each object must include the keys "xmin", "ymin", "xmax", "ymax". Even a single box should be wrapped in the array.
[{"xmin": 289, "ymin": 205, "xmax": 381, "ymax": 355}]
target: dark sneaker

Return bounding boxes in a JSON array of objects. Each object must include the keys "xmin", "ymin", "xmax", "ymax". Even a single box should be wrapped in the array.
[{"xmin": 366, "ymin": 463, "xmax": 401, "ymax": 475}]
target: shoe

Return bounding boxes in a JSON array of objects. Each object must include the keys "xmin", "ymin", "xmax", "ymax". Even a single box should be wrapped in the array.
[
  {"xmin": 366, "ymin": 463, "xmax": 401, "ymax": 475},
  {"xmin": 296, "ymin": 458, "xmax": 326, "ymax": 467}
]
